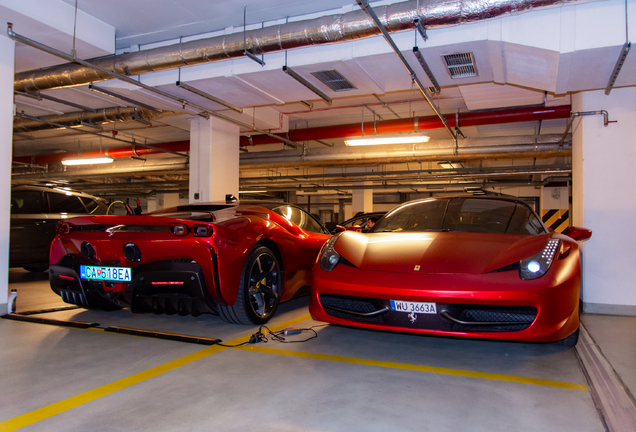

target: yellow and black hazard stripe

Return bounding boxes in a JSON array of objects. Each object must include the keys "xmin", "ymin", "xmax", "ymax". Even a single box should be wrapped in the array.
[{"xmin": 542, "ymin": 209, "xmax": 569, "ymax": 233}]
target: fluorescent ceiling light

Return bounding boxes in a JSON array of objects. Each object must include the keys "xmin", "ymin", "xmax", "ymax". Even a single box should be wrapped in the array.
[
  {"xmin": 239, "ymin": 190, "xmax": 267, "ymax": 194},
  {"xmin": 61, "ymin": 156, "xmax": 114, "ymax": 166},
  {"xmin": 438, "ymin": 161, "xmax": 463, "ymax": 169},
  {"xmin": 345, "ymin": 136, "xmax": 430, "ymax": 146}
]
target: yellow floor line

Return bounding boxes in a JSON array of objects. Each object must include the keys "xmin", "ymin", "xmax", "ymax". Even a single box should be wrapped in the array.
[
  {"xmin": 234, "ymin": 345, "xmax": 589, "ymax": 392},
  {"xmin": 0, "ymin": 313, "xmax": 310, "ymax": 432}
]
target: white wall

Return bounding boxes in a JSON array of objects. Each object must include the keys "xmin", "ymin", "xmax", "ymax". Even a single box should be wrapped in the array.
[
  {"xmin": 0, "ymin": 35, "xmax": 14, "ymax": 314},
  {"xmin": 572, "ymin": 87, "xmax": 636, "ymax": 314}
]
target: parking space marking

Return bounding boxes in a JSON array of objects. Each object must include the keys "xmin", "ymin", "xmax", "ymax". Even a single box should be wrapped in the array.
[
  {"xmin": 234, "ymin": 345, "xmax": 589, "ymax": 392},
  {"xmin": 0, "ymin": 314, "xmax": 311, "ymax": 432}
]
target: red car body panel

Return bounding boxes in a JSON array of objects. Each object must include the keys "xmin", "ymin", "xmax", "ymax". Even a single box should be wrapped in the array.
[
  {"xmin": 49, "ymin": 202, "xmax": 330, "ymax": 316},
  {"xmin": 309, "ymin": 197, "xmax": 591, "ymax": 344}
]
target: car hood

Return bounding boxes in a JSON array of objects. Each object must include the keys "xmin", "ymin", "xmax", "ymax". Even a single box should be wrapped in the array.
[{"xmin": 334, "ymin": 231, "xmax": 552, "ymax": 275}]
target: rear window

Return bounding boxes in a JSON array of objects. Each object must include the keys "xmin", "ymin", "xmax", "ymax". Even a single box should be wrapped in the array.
[
  {"xmin": 80, "ymin": 196, "xmax": 100, "ymax": 214},
  {"xmin": 373, "ymin": 198, "xmax": 546, "ymax": 235},
  {"xmin": 48, "ymin": 192, "xmax": 87, "ymax": 214}
]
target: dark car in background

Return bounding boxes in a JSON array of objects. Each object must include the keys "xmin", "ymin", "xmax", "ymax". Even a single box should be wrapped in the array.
[
  {"xmin": 10, "ymin": 185, "xmax": 108, "ymax": 272},
  {"xmin": 332, "ymin": 211, "xmax": 386, "ymax": 233}
]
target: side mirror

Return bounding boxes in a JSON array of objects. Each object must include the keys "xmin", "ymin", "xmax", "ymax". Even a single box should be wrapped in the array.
[
  {"xmin": 334, "ymin": 225, "xmax": 346, "ymax": 233},
  {"xmin": 562, "ymin": 226, "xmax": 592, "ymax": 242}
]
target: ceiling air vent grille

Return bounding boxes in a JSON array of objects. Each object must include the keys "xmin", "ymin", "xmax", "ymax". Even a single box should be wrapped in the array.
[
  {"xmin": 442, "ymin": 53, "xmax": 477, "ymax": 79},
  {"xmin": 311, "ymin": 70, "xmax": 357, "ymax": 92}
]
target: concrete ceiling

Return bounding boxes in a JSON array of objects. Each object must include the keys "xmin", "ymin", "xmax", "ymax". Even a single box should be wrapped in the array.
[{"xmin": 8, "ymin": 0, "xmax": 634, "ymax": 199}]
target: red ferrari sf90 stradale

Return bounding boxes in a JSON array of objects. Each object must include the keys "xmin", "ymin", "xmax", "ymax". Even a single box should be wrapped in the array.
[
  {"xmin": 49, "ymin": 201, "xmax": 331, "ymax": 324},
  {"xmin": 310, "ymin": 196, "xmax": 592, "ymax": 346}
]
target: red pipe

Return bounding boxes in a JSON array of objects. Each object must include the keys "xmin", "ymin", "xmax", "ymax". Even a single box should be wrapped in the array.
[
  {"xmin": 13, "ymin": 141, "xmax": 190, "ymax": 166},
  {"xmin": 239, "ymin": 104, "xmax": 572, "ymax": 146},
  {"xmin": 13, "ymin": 105, "xmax": 571, "ymax": 165}
]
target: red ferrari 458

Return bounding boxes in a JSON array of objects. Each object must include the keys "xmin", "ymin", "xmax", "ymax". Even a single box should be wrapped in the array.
[
  {"xmin": 310, "ymin": 196, "xmax": 592, "ymax": 346},
  {"xmin": 49, "ymin": 201, "xmax": 330, "ymax": 324}
]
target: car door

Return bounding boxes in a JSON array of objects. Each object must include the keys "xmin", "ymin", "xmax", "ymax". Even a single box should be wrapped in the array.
[{"xmin": 10, "ymin": 189, "xmax": 49, "ymax": 267}]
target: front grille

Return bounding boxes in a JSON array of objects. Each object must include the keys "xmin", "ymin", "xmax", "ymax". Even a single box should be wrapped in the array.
[
  {"xmin": 319, "ymin": 293, "xmax": 538, "ymax": 334},
  {"xmin": 451, "ymin": 308, "xmax": 536, "ymax": 332},
  {"xmin": 319, "ymin": 294, "xmax": 384, "ymax": 323}
]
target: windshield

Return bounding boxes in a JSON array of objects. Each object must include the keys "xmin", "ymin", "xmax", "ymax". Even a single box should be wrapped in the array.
[{"xmin": 372, "ymin": 198, "xmax": 546, "ymax": 235}]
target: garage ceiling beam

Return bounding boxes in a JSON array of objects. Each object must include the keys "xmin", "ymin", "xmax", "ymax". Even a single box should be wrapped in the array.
[
  {"xmin": 175, "ymin": 81, "xmax": 243, "ymax": 113},
  {"xmin": 14, "ymin": 90, "xmax": 99, "ymax": 113},
  {"xmin": 88, "ymin": 85, "xmax": 162, "ymax": 112},
  {"xmin": 355, "ymin": 0, "xmax": 456, "ymax": 140},
  {"xmin": 7, "ymin": 24, "xmax": 304, "ymax": 150},
  {"xmin": 283, "ymin": 66, "xmax": 332, "ymax": 105},
  {"xmin": 14, "ymin": 112, "xmax": 189, "ymax": 158}
]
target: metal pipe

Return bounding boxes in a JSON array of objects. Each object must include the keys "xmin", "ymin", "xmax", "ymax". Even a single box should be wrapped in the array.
[
  {"xmin": 13, "ymin": 106, "xmax": 174, "ymax": 133},
  {"xmin": 239, "ymin": 104, "xmax": 572, "ymax": 146},
  {"xmin": 13, "ymin": 0, "xmax": 575, "ymax": 93},
  {"xmin": 239, "ymin": 164, "xmax": 571, "ymax": 183},
  {"xmin": 8, "ymin": 26, "xmax": 304, "ymax": 149},
  {"xmin": 557, "ymin": 110, "xmax": 610, "ymax": 149},
  {"xmin": 13, "ymin": 140, "xmax": 190, "ymax": 165},
  {"xmin": 356, "ymin": 0, "xmax": 456, "ymax": 140}
]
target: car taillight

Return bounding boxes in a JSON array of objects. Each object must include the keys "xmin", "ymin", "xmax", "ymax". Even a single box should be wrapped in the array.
[
  {"xmin": 56, "ymin": 221, "xmax": 75, "ymax": 235},
  {"xmin": 192, "ymin": 225, "xmax": 213, "ymax": 237},
  {"xmin": 169, "ymin": 223, "xmax": 189, "ymax": 236}
]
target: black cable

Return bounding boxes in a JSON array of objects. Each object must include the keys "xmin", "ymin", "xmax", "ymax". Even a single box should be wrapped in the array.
[{"xmin": 216, "ymin": 324, "xmax": 328, "ymax": 347}]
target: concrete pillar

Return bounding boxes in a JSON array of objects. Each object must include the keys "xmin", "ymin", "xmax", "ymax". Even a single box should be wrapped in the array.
[
  {"xmin": 189, "ymin": 117, "xmax": 239, "ymax": 203},
  {"xmin": 352, "ymin": 184, "xmax": 373, "ymax": 217},
  {"xmin": 155, "ymin": 193, "xmax": 179, "ymax": 210},
  {"xmin": 540, "ymin": 181, "xmax": 570, "ymax": 233},
  {"xmin": 572, "ymin": 87, "xmax": 636, "ymax": 315},
  {"xmin": 0, "ymin": 35, "xmax": 14, "ymax": 314}
]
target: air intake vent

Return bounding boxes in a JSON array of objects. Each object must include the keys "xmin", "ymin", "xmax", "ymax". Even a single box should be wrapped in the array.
[
  {"xmin": 442, "ymin": 53, "xmax": 477, "ymax": 79},
  {"xmin": 311, "ymin": 70, "xmax": 356, "ymax": 92}
]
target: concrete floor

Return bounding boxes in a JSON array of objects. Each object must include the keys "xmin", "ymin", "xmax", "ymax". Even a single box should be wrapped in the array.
[{"xmin": 0, "ymin": 269, "xmax": 633, "ymax": 431}]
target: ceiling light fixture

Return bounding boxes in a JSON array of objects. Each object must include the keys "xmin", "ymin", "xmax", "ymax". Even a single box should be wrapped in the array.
[
  {"xmin": 438, "ymin": 161, "xmax": 464, "ymax": 169},
  {"xmin": 345, "ymin": 136, "xmax": 430, "ymax": 146},
  {"xmin": 61, "ymin": 156, "xmax": 114, "ymax": 166}
]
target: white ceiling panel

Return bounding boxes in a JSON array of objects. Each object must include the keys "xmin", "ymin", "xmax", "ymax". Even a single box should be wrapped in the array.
[{"xmin": 459, "ymin": 83, "xmax": 546, "ymax": 111}]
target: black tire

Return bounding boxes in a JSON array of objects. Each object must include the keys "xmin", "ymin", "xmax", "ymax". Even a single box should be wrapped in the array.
[
  {"xmin": 553, "ymin": 328, "xmax": 579, "ymax": 347},
  {"xmin": 218, "ymin": 246, "xmax": 282, "ymax": 325},
  {"xmin": 24, "ymin": 265, "xmax": 49, "ymax": 272}
]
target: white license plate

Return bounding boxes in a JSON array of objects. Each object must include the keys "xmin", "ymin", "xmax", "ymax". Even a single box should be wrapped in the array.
[
  {"xmin": 80, "ymin": 265, "xmax": 132, "ymax": 282},
  {"xmin": 390, "ymin": 300, "xmax": 437, "ymax": 314}
]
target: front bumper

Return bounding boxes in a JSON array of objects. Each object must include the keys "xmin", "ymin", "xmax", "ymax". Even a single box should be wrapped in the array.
[{"xmin": 309, "ymin": 264, "xmax": 580, "ymax": 343}]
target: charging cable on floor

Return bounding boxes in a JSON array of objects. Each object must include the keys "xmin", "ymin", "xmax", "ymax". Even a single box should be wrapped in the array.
[{"xmin": 217, "ymin": 324, "xmax": 327, "ymax": 348}]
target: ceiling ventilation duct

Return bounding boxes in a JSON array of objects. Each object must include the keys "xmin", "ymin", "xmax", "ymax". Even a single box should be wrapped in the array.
[
  {"xmin": 12, "ymin": 107, "xmax": 177, "ymax": 133},
  {"xmin": 443, "ymin": 53, "xmax": 478, "ymax": 79},
  {"xmin": 311, "ymin": 70, "xmax": 357, "ymax": 92},
  {"xmin": 14, "ymin": 0, "xmax": 576, "ymax": 93}
]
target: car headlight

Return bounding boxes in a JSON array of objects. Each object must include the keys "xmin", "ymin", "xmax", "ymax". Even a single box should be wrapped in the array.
[
  {"xmin": 519, "ymin": 239, "xmax": 560, "ymax": 280},
  {"xmin": 319, "ymin": 236, "xmax": 341, "ymax": 271}
]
